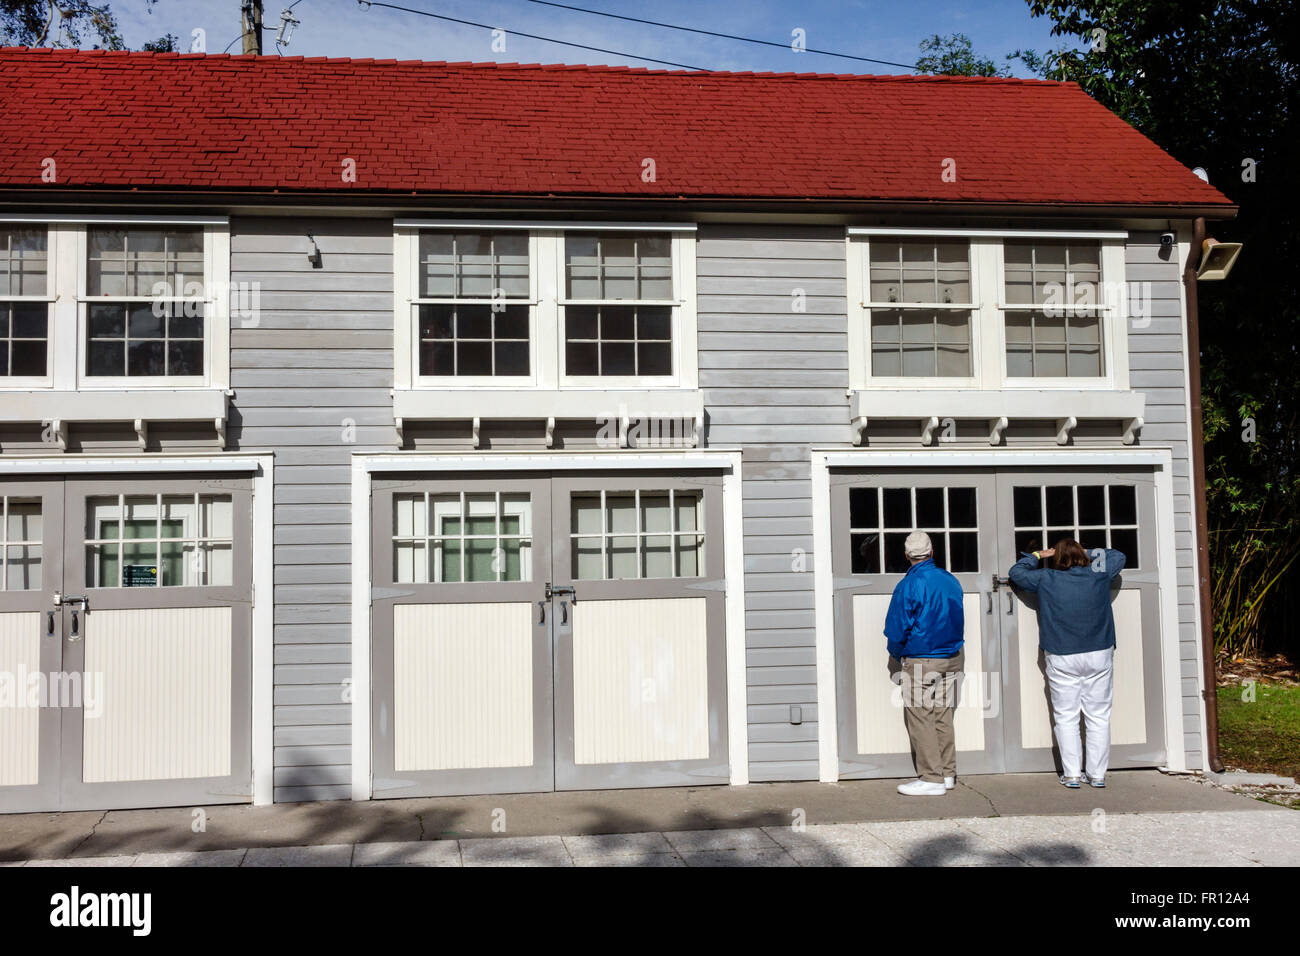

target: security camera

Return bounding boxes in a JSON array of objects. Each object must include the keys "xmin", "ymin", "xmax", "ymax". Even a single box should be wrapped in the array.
[{"xmin": 1160, "ymin": 232, "xmax": 1175, "ymax": 248}]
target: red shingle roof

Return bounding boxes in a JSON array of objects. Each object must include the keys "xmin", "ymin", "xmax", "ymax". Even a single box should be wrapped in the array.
[{"xmin": 0, "ymin": 48, "xmax": 1232, "ymax": 208}]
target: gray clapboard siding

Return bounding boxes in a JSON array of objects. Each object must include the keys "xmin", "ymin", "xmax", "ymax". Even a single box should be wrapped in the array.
[
  {"xmin": 229, "ymin": 216, "xmax": 395, "ymax": 802},
  {"xmin": 1126, "ymin": 231, "xmax": 1202, "ymax": 766},
  {"xmin": 697, "ymin": 223, "xmax": 851, "ymax": 781}
]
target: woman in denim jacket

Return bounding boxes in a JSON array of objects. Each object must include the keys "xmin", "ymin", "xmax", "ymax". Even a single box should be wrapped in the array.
[{"xmin": 1009, "ymin": 539, "xmax": 1126, "ymax": 789}]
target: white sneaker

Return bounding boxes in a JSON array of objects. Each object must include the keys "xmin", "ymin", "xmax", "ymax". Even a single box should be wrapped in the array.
[
  {"xmin": 944, "ymin": 776, "xmax": 955, "ymax": 790},
  {"xmin": 897, "ymin": 778, "xmax": 947, "ymax": 796}
]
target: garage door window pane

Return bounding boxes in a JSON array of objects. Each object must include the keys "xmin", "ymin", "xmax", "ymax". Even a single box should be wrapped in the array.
[
  {"xmin": 0, "ymin": 497, "xmax": 42, "ymax": 590},
  {"xmin": 85, "ymin": 492, "xmax": 233, "ymax": 587},
  {"xmin": 848, "ymin": 485, "xmax": 979, "ymax": 574},
  {"xmin": 1011, "ymin": 483, "xmax": 1140, "ymax": 569},
  {"xmin": 570, "ymin": 489, "xmax": 702, "ymax": 580},
  {"xmin": 393, "ymin": 491, "xmax": 531, "ymax": 584}
]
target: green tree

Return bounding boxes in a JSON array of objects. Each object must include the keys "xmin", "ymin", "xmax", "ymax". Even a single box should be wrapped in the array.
[
  {"xmin": 1014, "ymin": 0, "xmax": 1300, "ymax": 659},
  {"xmin": 1, "ymin": 0, "xmax": 167, "ymax": 50},
  {"xmin": 916, "ymin": 33, "xmax": 1009, "ymax": 77},
  {"xmin": 141, "ymin": 32, "xmax": 177, "ymax": 53}
]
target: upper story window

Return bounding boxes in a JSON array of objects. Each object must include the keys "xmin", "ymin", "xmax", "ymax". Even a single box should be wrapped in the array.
[
  {"xmin": 395, "ymin": 223, "xmax": 697, "ymax": 391},
  {"xmin": 86, "ymin": 227, "xmax": 206, "ymax": 379},
  {"xmin": 563, "ymin": 234, "xmax": 674, "ymax": 378},
  {"xmin": 416, "ymin": 232, "xmax": 531, "ymax": 379},
  {"xmin": 1003, "ymin": 240, "xmax": 1103, "ymax": 379},
  {"xmin": 847, "ymin": 230, "xmax": 1126, "ymax": 391},
  {"xmin": 0, "ymin": 216, "xmax": 231, "ymax": 393},
  {"xmin": 867, "ymin": 240, "xmax": 973, "ymax": 378},
  {"xmin": 0, "ymin": 227, "xmax": 51, "ymax": 382}
]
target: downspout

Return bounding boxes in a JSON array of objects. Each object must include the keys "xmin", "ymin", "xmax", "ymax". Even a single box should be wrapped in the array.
[{"xmin": 1183, "ymin": 217, "xmax": 1224, "ymax": 772}]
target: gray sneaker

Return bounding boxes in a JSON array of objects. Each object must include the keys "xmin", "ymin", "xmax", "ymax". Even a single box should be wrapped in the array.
[
  {"xmin": 1084, "ymin": 773, "xmax": 1106, "ymax": 788},
  {"xmin": 1059, "ymin": 775, "xmax": 1082, "ymax": 789}
]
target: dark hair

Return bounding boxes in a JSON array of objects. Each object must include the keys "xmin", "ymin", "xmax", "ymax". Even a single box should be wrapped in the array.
[{"xmin": 1051, "ymin": 538, "xmax": 1089, "ymax": 570}]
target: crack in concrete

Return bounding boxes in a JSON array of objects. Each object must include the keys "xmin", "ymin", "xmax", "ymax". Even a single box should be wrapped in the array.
[
  {"xmin": 958, "ymin": 779, "xmax": 1000, "ymax": 816},
  {"xmin": 66, "ymin": 811, "xmax": 109, "ymax": 859},
  {"xmin": 414, "ymin": 812, "xmax": 426, "ymax": 841}
]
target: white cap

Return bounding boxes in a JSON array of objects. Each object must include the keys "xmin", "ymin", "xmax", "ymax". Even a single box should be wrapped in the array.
[{"xmin": 904, "ymin": 531, "xmax": 933, "ymax": 561}]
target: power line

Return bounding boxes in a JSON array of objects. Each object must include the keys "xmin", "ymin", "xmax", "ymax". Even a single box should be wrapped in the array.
[
  {"xmin": 357, "ymin": 0, "xmax": 708, "ymax": 70},
  {"xmin": 523, "ymin": 0, "xmax": 919, "ymax": 71}
]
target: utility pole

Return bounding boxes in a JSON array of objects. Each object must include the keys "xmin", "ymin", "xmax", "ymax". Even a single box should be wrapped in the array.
[{"xmin": 241, "ymin": 0, "xmax": 264, "ymax": 55}]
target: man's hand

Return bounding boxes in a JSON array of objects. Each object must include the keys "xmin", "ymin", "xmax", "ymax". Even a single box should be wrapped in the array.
[{"xmin": 1036, "ymin": 547, "xmax": 1055, "ymax": 559}]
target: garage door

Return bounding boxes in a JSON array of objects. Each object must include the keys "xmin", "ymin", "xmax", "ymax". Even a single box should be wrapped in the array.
[
  {"xmin": 369, "ymin": 471, "xmax": 729, "ymax": 798},
  {"xmin": 832, "ymin": 466, "xmax": 1164, "ymax": 778},
  {"xmin": 0, "ymin": 475, "xmax": 253, "ymax": 813}
]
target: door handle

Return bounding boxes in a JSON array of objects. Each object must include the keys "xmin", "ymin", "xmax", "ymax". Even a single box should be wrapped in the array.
[
  {"xmin": 560, "ymin": 600, "xmax": 570, "ymax": 625},
  {"xmin": 985, "ymin": 592, "xmax": 993, "ymax": 614},
  {"xmin": 537, "ymin": 600, "xmax": 546, "ymax": 624},
  {"xmin": 46, "ymin": 610, "xmax": 56, "ymax": 637},
  {"xmin": 70, "ymin": 609, "xmax": 82, "ymax": 642},
  {"xmin": 1004, "ymin": 590, "xmax": 1014, "ymax": 615}
]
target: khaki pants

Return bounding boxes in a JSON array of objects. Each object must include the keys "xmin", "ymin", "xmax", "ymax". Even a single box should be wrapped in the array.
[{"xmin": 889, "ymin": 650, "xmax": 965, "ymax": 783}]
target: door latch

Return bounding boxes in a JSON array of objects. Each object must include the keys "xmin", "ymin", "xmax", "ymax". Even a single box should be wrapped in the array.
[
  {"xmin": 544, "ymin": 583, "xmax": 577, "ymax": 626},
  {"xmin": 52, "ymin": 593, "xmax": 89, "ymax": 642}
]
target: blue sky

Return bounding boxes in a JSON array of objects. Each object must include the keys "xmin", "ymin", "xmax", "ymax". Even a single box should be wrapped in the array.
[{"xmin": 110, "ymin": 0, "xmax": 1074, "ymax": 76}]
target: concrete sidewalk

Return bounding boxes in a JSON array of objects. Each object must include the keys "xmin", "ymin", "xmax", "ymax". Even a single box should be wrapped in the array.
[{"xmin": 1, "ymin": 771, "xmax": 1293, "ymax": 866}]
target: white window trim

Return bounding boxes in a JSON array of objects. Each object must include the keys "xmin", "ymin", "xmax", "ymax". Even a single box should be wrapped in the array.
[
  {"xmin": 75, "ymin": 222, "xmax": 230, "ymax": 390},
  {"xmin": 394, "ymin": 225, "xmax": 698, "ymax": 392},
  {"xmin": 847, "ymin": 232, "xmax": 1129, "ymax": 392},
  {"xmin": 2, "ymin": 218, "xmax": 230, "ymax": 393},
  {"xmin": 405, "ymin": 231, "xmax": 542, "ymax": 388},
  {"xmin": 0, "ymin": 223, "xmax": 57, "ymax": 388},
  {"xmin": 846, "ymin": 234, "xmax": 982, "ymax": 390}
]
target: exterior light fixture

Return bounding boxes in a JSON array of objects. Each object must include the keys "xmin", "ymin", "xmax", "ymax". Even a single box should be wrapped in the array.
[{"xmin": 1196, "ymin": 236, "xmax": 1242, "ymax": 281}]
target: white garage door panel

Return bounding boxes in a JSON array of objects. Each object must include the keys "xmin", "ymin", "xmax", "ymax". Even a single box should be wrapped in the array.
[
  {"xmin": 1017, "ymin": 605, "xmax": 1053, "ymax": 750},
  {"xmin": 953, "ymin": 592, "xmax": 986, "ymax": 752},
  {"xmin": 0, "ymin": 612, "xmax": 41, "ymax": 787},
  {"xmin": 571, "ymin": 597, "xmax": 709, "ymax": 766},
  {"xmin": 853, "ymin": 594, "xmax": 909, "ymax": 755},
  {"xmin": 393, "ymin": 602, "xmax": 534, "ymax": 772},
  {"xmin": 83, "ymin": 606, "xmax": 232, "ymax": 783},
  {"xmin": 1110, "ymin": 590, "xmax": 1148, "ymax": 746}
]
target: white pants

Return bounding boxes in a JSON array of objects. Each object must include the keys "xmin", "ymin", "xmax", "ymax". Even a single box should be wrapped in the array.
[{"xmin": 1044, "ymin": 647, "xmax": 1114, "ymax": 781}]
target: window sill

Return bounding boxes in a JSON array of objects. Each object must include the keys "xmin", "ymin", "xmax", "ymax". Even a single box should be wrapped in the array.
[
  {"xmin": 392, "ymin": 387, "xmax": 703, "ymax": 448},
  {"xmin": 0, "ymin": 388, "xmax": 229, "ymax": 450},
  {"xmin": 849, "ymin": 388, "xmax": 1145, "ymax": 447}
]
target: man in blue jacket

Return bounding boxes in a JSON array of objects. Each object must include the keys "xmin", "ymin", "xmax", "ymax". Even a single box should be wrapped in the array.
[{"xmin": 884, "ymin": 531, "xmax": 965, "ymax": 796}]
